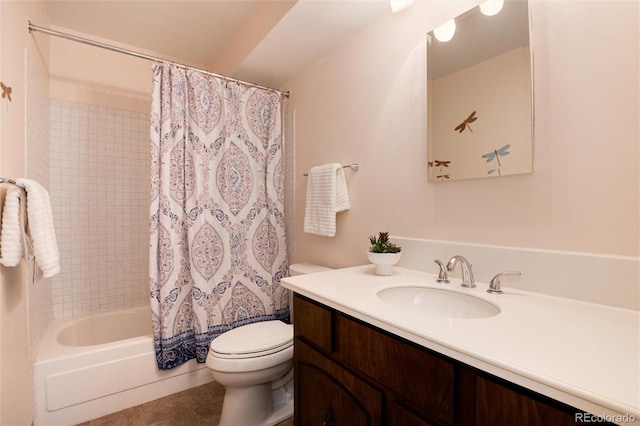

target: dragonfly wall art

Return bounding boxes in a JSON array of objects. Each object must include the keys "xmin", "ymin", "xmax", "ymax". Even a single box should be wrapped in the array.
[
  {"xmin": 1, "ymin": 82, "xmax": 12, "ymax": 102},
  {"xmin": 454, "ymin": 111, "xmax": 477, "ymax": 133},
  {"xmin": 428, "ymin": 160, "xmax": 452, "ymax": 181},
  {"xmin": 482, "ymin": 144, "xmax": 511, "ymax": 175}
]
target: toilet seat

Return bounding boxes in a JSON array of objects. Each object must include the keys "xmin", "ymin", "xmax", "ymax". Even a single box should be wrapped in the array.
[{"xmin": 210, "ymin": 320, "xmax": 293, "ymax": 359}]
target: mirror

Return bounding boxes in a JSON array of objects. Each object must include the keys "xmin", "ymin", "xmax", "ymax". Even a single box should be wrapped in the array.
[{"xmin": 427, "ymin": 1, "xmax": 533, "ymax": 182}]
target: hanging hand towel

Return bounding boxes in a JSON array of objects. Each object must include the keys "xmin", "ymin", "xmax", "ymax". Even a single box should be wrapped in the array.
[
  {"xmin": 16, "ymin": 178, "xmax": 60, "ymax": 278},
  {"xmin": 0, "ymin": 186, "xmax": 25, "ymax": 266},
  {"xmin": 303, "ymin": 163, "xmax": 351, "ymax": 237}
]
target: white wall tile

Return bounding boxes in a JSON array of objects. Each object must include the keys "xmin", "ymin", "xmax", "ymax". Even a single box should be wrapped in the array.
[{"xmin": 49, "ymin": 99, "xmax": 150, "ymax": 318}]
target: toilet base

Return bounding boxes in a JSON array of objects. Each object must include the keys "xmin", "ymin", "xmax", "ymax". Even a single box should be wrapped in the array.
[
  {"xmin": 218, "ymin": 380, "xmax": 294, "ymax": 426},
  {"xmin": 266, "ymin": 398, "xmax": 294, "ymax": 426}
]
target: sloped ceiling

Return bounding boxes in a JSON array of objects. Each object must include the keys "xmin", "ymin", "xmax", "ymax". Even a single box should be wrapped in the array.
[{"xmin": 43, "ymin": 0, "xmax": 391, "ymax": 89}]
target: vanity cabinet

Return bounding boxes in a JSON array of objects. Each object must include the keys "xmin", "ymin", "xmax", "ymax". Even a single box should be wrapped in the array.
[{"xmin": 293, "ymin": 294, "xmax": 606, "ymax": 426}]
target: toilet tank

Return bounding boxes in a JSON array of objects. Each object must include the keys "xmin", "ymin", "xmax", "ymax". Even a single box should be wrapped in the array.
[{"xmin": 289, "ymin": 263, "xmax": 332, "ymax": 276}]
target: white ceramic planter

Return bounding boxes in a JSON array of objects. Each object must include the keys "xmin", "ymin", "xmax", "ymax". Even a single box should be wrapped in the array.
[{"xmin": 367, "ymin": 251, "xmax": 402, "ymax": 276}]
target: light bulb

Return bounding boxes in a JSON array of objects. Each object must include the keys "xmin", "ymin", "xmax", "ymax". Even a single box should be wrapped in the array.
[
  {"xmin": 479, "ymin": 0, "xmax": 504, "ymax": 16},
  {"xmin": 390, "ymin": 0, "xmax": 414, "ymax": 13},
  {"xmin": 433, "ymin": 19, "xmax": 456, "ymax": 42}
]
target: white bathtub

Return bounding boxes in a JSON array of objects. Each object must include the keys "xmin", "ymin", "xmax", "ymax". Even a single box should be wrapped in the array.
[{"xmin": 33, "ymin": 306, "xmax": 213, "ymax": 425}]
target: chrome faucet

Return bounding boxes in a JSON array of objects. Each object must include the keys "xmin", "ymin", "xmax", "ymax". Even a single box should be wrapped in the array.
[{"xmin": 446, "ymin": 255, "xmax": 475, "ymax": 288}]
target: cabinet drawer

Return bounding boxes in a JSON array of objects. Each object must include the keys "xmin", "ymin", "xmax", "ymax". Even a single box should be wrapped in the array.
[
  {"xmin": 293, "ymin": 295, "xmax": 333, "ymax": 352},
  {"xmin": 335, "ymin": 313, "xmax": 455, "ymax": 424}
]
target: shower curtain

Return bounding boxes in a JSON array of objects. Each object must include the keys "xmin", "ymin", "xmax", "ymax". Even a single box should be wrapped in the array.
[{"xmin": 149, "ymin": 63, "xmax": 289, "ymax": 370}]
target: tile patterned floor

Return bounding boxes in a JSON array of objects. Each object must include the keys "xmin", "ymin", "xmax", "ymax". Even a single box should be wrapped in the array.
[{"xmin": 76, "ymin": 381, "xmax": 294, "ymax": 426}]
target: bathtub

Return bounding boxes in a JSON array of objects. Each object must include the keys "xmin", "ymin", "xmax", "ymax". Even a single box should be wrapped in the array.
[{"xmin": 33, "ymin": 306, "xmax": 212, "ymax": 425}]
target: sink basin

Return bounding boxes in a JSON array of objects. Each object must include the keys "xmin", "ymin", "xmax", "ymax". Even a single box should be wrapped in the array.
[{"xmin": 377, "ymin": 285, "xmax": 500, "ymax": 319}]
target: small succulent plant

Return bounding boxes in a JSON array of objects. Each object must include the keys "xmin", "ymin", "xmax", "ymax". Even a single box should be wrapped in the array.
[{"xmin": 368, "ymin": 231, "xmax": 401, "ymax": 254}]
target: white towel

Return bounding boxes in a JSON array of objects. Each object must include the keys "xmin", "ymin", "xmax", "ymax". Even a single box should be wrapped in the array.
[
  {"xmin": 0, "ymin": 186, "xmax": 25, "ymax": 266},
  {"xmin": 16, "ymin": 179, "xmax": 60, "ymax": 278},
  {"xmin": 303, "ymin": 163, "xmax": 351, "ymax": 237}
]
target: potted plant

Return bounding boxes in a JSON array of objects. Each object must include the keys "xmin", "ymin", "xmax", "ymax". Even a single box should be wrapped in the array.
[{"xmin": 367, "ymin": 232, "xmax": 402, "ymax": 276}]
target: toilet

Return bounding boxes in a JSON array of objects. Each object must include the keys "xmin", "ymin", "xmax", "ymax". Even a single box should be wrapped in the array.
[{"xmin": 206, "ymin": 263, "xmax": 332, "ymax": 426}]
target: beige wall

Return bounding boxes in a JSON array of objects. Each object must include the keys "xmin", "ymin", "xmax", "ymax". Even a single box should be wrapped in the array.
[
  {"xmin": 287, "ymin": 0, "xmax": 639, "ymax": 270},
  {"xmin": 0, "ymin": 1, "xmax": 50, "ymax": 424},
  {"xmin": 48, "ymin": 30, "xmax": 153, "ymax": 113}
]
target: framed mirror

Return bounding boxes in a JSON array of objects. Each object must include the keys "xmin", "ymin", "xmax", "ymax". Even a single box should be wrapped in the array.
[{"xmin": 427, "ymin": 1, "xmax": 533, "ymax": 182}]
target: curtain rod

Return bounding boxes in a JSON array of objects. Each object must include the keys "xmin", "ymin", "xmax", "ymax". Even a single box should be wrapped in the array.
[{"xmin": 28, "ymin": 21, "xmax": 290, "ymax": 98}]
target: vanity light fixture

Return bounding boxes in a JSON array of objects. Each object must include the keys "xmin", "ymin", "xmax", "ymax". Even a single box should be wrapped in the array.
[
  {"xmin": 479, "ymin": 0, "xmax": 504, "ymax": 16},
  {"xmin": 390, "ymin": 0, "xmax": 413, "ymax": 13},
  {"xmin": 434, "ymin": 19, "xmax": 456, "ymax": 42}
]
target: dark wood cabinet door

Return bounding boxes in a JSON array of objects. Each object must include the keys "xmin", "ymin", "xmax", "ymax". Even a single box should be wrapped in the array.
[
  {"xmin": 295, "ymin": 339, "xmax": 382, "ymax": 426},
  {"xmin": 475, "ymin": 376, "xmax": 580, "ymax": 426},
  {"xmin": 334, "ymin": 313, "xmax": 455, "ymax": 424},
  {"xmin": 387, "ymin": 400, "xmax": 435, "ymax": 426}
]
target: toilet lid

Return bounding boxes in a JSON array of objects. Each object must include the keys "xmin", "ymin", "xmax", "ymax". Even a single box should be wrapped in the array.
[{"xmin": 210, "ymin": 320, "xmax": 293, "ymax": 359}]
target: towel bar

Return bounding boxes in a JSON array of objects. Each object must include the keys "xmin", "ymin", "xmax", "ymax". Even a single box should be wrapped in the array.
[
  {"xmin": 303, "ymin": 163, "xmax": 359, "ymax": 177},
  {"xmin": 0, "ymin": 177, "xmax": 25, "ymax": 189}
]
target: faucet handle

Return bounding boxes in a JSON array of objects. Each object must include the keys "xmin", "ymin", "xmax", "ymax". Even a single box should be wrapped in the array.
[
  {"xmin": 487, "ymin": 271, "xmax": 521, "ymax": 294},
  {"xmin": 434, "ymin": 260, "xmax": 450, "ymax": 283}
]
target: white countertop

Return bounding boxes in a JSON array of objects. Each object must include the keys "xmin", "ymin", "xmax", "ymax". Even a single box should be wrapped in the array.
[{"xmin": 282, "ymin": 265, "xmax": 640, "ymax": 424}]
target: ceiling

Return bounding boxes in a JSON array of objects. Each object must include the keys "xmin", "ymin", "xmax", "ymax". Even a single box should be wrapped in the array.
[{"xmin": 43, "ymin": 0, "xmax": 392, "ymax": 90}]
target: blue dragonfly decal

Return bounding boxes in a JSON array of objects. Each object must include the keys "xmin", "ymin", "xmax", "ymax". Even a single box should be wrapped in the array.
[{"xmin": 482, "ymin": 144, "xmax": 510, "ymax": 175}]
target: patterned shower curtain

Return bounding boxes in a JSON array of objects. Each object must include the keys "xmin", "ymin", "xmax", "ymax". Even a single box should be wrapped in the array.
[{"xmin": 149, "ymin": 63, "xmax": 289, "ymax": 370}]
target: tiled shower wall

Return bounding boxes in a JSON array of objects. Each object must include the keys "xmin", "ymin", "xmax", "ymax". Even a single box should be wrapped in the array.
[{"xmin": 49, "ymin": 100, "xmax": 150, "ymax": 318}]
